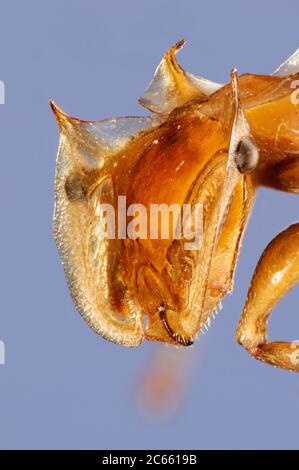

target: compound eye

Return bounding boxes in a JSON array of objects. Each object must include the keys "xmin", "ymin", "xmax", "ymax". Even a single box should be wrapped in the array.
[{"xmin": 235, "ymin": 138, "xmax": 259, "ymax": 173}]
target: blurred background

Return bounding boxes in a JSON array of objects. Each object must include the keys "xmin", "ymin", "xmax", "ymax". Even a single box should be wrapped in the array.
[{"xmin": 0, "ymin": 0, "xmax": 299, "ymax": 449}]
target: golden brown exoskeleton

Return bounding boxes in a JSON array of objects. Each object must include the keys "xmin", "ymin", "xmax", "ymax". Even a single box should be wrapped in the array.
[{"xmin": 51, "ymin": 41, "xmax": 299, "ymax": 372}]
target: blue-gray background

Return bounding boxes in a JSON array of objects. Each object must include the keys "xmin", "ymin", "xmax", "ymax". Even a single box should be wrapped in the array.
[{"xmin": 1, "ymin": 0, "xmax": 299, "ymax": 449}]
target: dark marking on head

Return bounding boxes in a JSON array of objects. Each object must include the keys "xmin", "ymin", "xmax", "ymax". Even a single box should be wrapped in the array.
[{"xmin": 65, "ymin": 171, "xmax": 87, "ymax": 202}]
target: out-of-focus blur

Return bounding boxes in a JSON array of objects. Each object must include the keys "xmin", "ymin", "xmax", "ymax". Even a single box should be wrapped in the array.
[{"xmin": 136, "ymin": 344, "xmax": 197, "ymax": 419}]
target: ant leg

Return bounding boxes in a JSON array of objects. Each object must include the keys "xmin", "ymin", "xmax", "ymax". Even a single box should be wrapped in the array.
[{"xmin": 236, "ymin": 223, "xmax": 299, "ymax": 372}]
